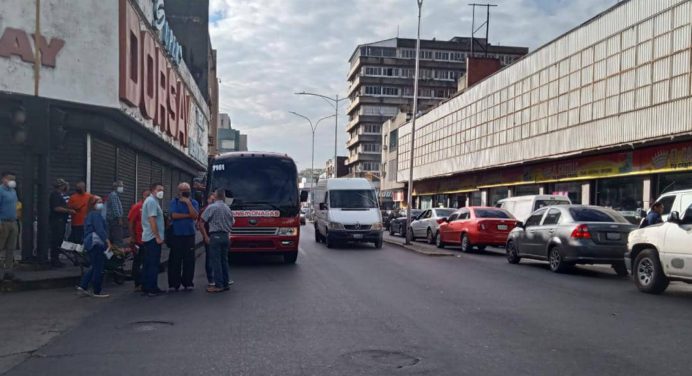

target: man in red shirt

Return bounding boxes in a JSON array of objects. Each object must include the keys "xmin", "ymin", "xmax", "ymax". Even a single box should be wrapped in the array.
[{"xmin": 128, "ymin": 189, "xmax": 149, "ymax": 291}]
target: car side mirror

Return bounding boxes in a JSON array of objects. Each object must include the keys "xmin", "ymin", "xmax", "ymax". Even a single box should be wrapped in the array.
[
  {"xmin": 669, "ymin": 211, "xmax": 681, "ymax": 224},
  {"xmin": 300, "ymin": 191, "xmax": 308, "ymax": 203},
  {"xmin": 515, "ymin": 221, "xmax": 525, "ymax": 229},
  {"xmin": 319, "ymin": 203, "xmax": 327, "ymax": 211}
]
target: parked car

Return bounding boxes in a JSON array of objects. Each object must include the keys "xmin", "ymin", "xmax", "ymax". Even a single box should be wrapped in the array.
[
  {"xmin": 300, "ymin": 208, "xmax": 307, "ymax": 225},
  {"xmin": 409, "ymin": 208, "xmax": 456, "ymax": 244},
  {"xmin": 389, "ymin": 209, "xmax": 423, "ymax": 237},
  {"xmin": 505, "ymin": 205, "xmax": 635, "ymax": 275},
  {"xmin": 626, "ymin": 203, "xmax": 692, "ymax": 294},
  {"xmin": 497, "ymin": 194, "xmax": 571, "ymax": 222},
  {"xmin": 437, "ymin": 207, "xmax": 518, "ymax": 252}
]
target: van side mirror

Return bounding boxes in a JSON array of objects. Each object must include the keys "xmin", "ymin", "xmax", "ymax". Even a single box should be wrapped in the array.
[
  {"xmin": 319, "ymin": 203, "xmax": 327, "ymax": 211},
  {"xmin": 669, "ymin": 211, "xmax": 681, "ymax": 224},
  {"xmin": 300, "ymin": 191, "xmax": 308, "ymax": 203},
  {"xmin": 515, "ymin": 221, "xmax": 525, "ymax": 229}
]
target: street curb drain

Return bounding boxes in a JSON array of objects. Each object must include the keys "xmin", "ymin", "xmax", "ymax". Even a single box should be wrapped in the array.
[
  {"xmin": 125, "ymin": 321, "xmax": 175, "ymax": 332},
  {"xmin": 345, "ymin": 350, "xmax": 420, "ymax": 369}
]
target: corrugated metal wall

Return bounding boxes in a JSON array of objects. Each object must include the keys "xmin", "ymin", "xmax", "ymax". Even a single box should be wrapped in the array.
[
  {"xmin": 49, "ymin": 131, "xmax": 86, "ymax": 187},
  {"xmin": 398, "ymin": 0, "xmax": 692, "ymax": 182},
  {"xmin": 117, "ymin": 146, "xmax": 137, "ymax": 208},
  {"xmin": 136, "ymin": 154, "xmax": 152, "ymax": 200},
  {"xmin": 91, "ymin": 137, "xmax": 116, "ymax": 198}
]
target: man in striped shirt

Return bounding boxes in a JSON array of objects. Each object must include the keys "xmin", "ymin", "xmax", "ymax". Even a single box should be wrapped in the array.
[
  {"xmin": 200, "ymin": 189, "xmax": 234, "ymax": 293},
  {"xmin": 106, "ymin": 181, "xmax": 124, "ymax": 246}
]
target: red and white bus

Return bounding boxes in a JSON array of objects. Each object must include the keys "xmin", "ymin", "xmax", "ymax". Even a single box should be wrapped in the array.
[{"xmin": 207, "ymin": 152, "xmax": 307, "ymax": 263}]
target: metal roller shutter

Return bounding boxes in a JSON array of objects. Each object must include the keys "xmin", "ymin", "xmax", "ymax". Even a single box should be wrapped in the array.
[
  {"xmin": 90, "ymin": 137, "xmax": 116, "ymax": 198},
  {"xmin": 0, "ymin": 124, "xmax": 26, "ymax": 183},
  {"xmin": 117, "ymin": 146, "xmax": 137, "ymax": 208},
  {"xmin": 136, "ymin": 153, "xmax": 152, "ymax": 200},
  {"xmin": 50, "ymin": 131, "xmax": 87, "ymax": 187}
]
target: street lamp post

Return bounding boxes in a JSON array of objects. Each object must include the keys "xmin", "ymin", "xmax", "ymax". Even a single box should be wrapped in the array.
[
  {"xmin": 289, "ymin": 111, "xmax": 336, "ymax": 186},
  {"xmin": 295, "ymin": 92, "xmax": 348, "ymax": 178},
  {"xmin": 405, "ymin": 0, "xmax": 423, "ymax": 245}
]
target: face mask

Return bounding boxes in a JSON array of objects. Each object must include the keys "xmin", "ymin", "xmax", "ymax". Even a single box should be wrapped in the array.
[
  {"xmin": 181, "ymin": 192, "xmax": 190, "ymax": 198},
  {"xmin": 7, "ymin": 181, "xmax": 16, "ymax": 189},
  {"xmin": 156, "ymin": 191, "xmax": 165, "ymax": 200},
  {"xmin": 95, "ymin": 203, "xmax": 104, "ymax": 210},
  {"xmin": 117, "ymin": 187, "xmax": 124, "ymax": 193}
]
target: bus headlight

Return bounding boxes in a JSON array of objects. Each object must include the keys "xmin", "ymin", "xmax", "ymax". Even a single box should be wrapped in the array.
[
  {"xmin": 277, "ymin": 227, "xmax": 298, "ymax": 236},
  {"xmin": 328, "ymin": 222, "xmax": 345, "ymax": 230}
]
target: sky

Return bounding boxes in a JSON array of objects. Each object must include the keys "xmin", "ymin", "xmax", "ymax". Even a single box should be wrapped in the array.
[{"xmin": 208, "ymin": 0, "xmax": 615, "ymax": 171}]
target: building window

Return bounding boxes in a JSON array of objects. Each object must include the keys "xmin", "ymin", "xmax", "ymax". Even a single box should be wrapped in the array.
[
  {"xmin": 382, "ymin": 87, "xmax": 400, "ymax": 96},
  {"xmin": 383, "ymin": 67, "xmax": 399, "ymax": 76},
  {"xmin": 403, "ymin": 87, "xmax": 414, "ymax": 96},
  {"xmin": 452, "ymin": 52, "xmax": 466, "ymax": 61},
  {"xmin": 361, "ymin": 105, "xmax": 399, "ymax": 116},
  {"xmin": 363, "ymin": 124, "xmax": 381, "ymax": 134},
  {"xmin": 419, "ymin": 69, "xmax": 432, "ymax": 79},
  {"xmin": 434, "ymin": 70, "xmax": 450, "ymax": 80},
  {"xmin": 362, "ymin": 143, "xmax": 382, "ymax": 153},
  {"xmin": 419, "ymin": 88, "xmax": 433, "ymax": 97},
  {"xmin": 361, "ymin": 162, "xmax": 379, "ymax": 171},
  {"xmin": 389, "ymin": 129, "xmax": 398, "ymax": 150},
  {"xmin": 364, "ymin": 66, "xmax": 382, "ymax": 76},
  {"xmin": 402, "ymin": 68, "xmax": 415, "ymax": 78},
  {"xmin": 434, "ymin": 51, "xmax": 450, "ymax": 60},
  {"xmin": 400, "ymin": 49, "xmax": 416, "ymax": 59},
  {"xmin": 420, "ymin": 50, "xmax": 433, "ymax": 60},
  {"xmin": 364, "ymin": 86, "xmax": 382, "ymax": 95}
]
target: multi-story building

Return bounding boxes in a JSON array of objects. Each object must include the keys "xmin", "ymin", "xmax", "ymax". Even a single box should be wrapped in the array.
[
  {"xmin": 217, "ymin": 113, "xmax": 248, "ymax": 153},
  {"xmin": 380, "ymin": 112, "xmax": 410, "ymax": 209},
  {"xmin": 346, "ymin": 37, "xmax": 529, "ymax": 184},
  {"xmin": 326, "ymin": 157, "xmax": 349, "ymax": 179},
  {"xmin": 0, "ymin": 0, "xmax": 212, "ymax": 260},
  {"xmin": 395, "ymin": 0, "xmax": 692, "ymax": 219}
]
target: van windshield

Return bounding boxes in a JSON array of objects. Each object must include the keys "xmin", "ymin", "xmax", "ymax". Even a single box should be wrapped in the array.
[
  {"xmin": 330, "ymin": 190, "xmax": 378, "ymax": 209},
  {"xmin": 534, "ymin": 199, "xmax": 570, "ymax": 211}
]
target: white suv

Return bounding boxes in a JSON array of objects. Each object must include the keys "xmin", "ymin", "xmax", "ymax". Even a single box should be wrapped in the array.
[{"xmin": 627, "ymin": 202, "xmax": 692, "ymax": 294}]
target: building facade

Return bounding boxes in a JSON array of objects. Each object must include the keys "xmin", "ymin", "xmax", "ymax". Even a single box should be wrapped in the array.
[
  {"xmin": 395, "ymin": 0, "xmax": 692, "ymax": 216},
  {"xmin": 326, "ymin": 157, "xmax": 349, "ymax": 178},
  {"xmin": 216, "ymin": 113, "xmax": 248, "ymax": 153},
  {"xmin": 346, "ymin": 37, "xmax": 528, "ymax": 184},
  {"xmin": 380, "ymin": 112, "xmax": 410, "ymax": 209},
  {"xmin": 0, "ymin": 0, "xmax": 211, "ymax": 260}
]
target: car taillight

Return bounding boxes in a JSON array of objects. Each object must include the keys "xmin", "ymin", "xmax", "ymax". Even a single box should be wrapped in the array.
[
  {"xmin": 437, "ymin": 218, "xmax": 446, "ymax": 224},
  {"xmin": 478, "ymin": 223, "xmax": 487, "ymax": 231},
  {"xmin": 571, "ymin": 224, "xmax": 591, "ymax": 239}
]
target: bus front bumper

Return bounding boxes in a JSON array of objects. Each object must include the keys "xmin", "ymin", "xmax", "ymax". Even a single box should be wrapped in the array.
[{"xmin": 228, "ymin": 235, "xmax": 299, "ymax": 253}]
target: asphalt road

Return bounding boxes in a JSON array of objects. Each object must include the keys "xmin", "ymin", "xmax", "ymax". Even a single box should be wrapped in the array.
[{"xmin": 6, "ymin": 225, "xmax": 692, "ymax": 376}]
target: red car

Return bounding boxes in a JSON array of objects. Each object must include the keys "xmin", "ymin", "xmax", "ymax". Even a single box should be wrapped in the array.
[{"xmin": 437, "ymin": 207, "xmax": 518, "ymax": 252}]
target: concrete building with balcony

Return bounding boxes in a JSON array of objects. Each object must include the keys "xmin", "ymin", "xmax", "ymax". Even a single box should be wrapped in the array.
[
  {"xmin": 217, "ymin": 113, "xmax": 248, "ymax": 153},
  {"xmin": 346, "ymin": 37, "xmax": 528, "ymax": 184}
]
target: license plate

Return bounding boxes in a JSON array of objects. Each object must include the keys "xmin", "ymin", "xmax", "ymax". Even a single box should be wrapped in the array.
[
  {"xmin": 352, "ymin": 234, "xmax": 364, "ymax": 239},
  {"xmin": 497, "ymin": 224, "xmax": 508, "ymax": 231},
  {"xmin": 606, "ymin": 232, "xmax": 621, "ymax": 240}
]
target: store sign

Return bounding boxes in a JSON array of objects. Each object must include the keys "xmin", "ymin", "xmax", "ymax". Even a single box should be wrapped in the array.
[
  {"xmin": 152, "ymin": 0, "xmax": 183, "ymax": 65},
  {"xmin": 0, "ymin": 27, "xmax": 64, "ymax": 67},
  {"xmin": 119, "ymin": 0, "xmax": 190, "ymax": 147}
]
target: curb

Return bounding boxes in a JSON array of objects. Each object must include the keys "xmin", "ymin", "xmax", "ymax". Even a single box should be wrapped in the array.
[
  {"xmin": 383, "ymin": 238, "xmax": 456, "ymax": 257},
  {"xmin": 1, "ymin": 244, "xmax": 206, "ymax": 293}
]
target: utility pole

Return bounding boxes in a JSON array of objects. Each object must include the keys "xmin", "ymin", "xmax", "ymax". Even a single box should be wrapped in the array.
[{"xmin": 469, "ymin": 3, "xmax": 497, "ymax": 57}]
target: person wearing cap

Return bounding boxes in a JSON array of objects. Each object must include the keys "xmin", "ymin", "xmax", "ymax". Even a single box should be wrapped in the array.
[{"xmin": 49, "ymin": 179, "xmax": 75, "ymax": 267}]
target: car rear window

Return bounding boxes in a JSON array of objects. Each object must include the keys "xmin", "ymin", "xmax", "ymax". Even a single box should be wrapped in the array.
[
  {"xmin": 568, "ymin": 207, "xmax": 628, "ymax": 223},
  {"xmin": 435, "ymin": 209, "xmax": 455, "ymax": 217},
  {"xmin": 474, "ymin": 208, "xmax": 512, "ymax": 219}
]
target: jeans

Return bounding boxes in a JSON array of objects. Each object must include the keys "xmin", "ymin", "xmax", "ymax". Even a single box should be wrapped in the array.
[
  {"xmin": 167, "ymin": 235, "xmax": 196, "ymax": 289},
  {"xmin": 131, "ymin": 244, "xmax": 145, "ymax": 288},
  {"xmin": 204, "ymin": 244, "xmax": 213, "ymax": 285},
  {"xmin": 49, "ymin": 219, "xmax": 66, "ymax": 264},
  {"xmin": 143, "ymin": 239, "xmax": 162, "ymax": 292},
  {"xmin": 209, "ymin": 233, "xmax": 229, "ymax": 288},
  {"xmin": 108, "ymin": 218, "xmax": 124, "ymax": 246},
  {"xmin": 80, "ymin": 245, "xmax": 106, "ymax": 294}
]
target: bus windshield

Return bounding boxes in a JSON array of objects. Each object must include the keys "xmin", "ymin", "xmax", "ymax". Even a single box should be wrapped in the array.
[{"xmin": 210, "ymin": 156, "xmax": 299, "ymax": 216}]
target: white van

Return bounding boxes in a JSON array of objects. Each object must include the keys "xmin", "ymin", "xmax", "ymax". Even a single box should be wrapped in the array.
[
  {"xmin": 652, "ymin": 189, "xmax": 692, "ymax": 222},
  {"xmin": 313, "ymin": 178, "xmax": 383, "ymax": 248},
  {"xmin": 497, "ymin": 194, "xmax": 571, "ymax": 222}
]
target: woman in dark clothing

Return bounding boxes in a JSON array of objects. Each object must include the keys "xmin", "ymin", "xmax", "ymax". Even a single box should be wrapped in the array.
[{"xmin": 77, "ymin": 196, "xmax": 111, "ymax": 298}]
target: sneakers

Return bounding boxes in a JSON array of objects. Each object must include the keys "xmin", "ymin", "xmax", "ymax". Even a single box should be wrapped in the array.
[
  {"xmin": 76, "ymin": 286, "xmax": 92, "ymax": 297},
  {"xmin": 206, "ymin": 286, "xmax": 224, "ymax": 293},
  {"xmin": 146, "ymin": 288, "xmax": 165, "ymax": 297},
  {"xmin": 183, "ymin": 286, "xmax": 194, "ymax": 291},
  {"xmin": 92, "ymin": 293, "xmax": 110, "ymax": 298}
]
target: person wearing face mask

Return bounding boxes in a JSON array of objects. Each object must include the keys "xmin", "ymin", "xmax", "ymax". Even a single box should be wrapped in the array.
[
  {"xmin": 106, "ymin": 181, "xmax": 125, "ymax": 246},
  {"xmin": 77, "ymin": 196, "xmax": 110, "ymax": 298},
  {"xmin": 167, "ymin": 182, "xmax": 200, "ymax": 291},
  {"xmin": 197, "ymin": 193, "xmax": 216, "ymax": 288},
  {"xmin": 128, "ymin": 189, "xmax": 150, "ymax": 292},
  {"xmin": 141, "ymin": 183, "xmax": 166, "ymax": 297},
  {"xmin": 68, "ymin": 181, "xmax": 91, "ymax": 244},
  {"xmin": 0, "ymin": 172, "xmax": 19, "ymax": 281},
  {"xmin": 49, "ymin": 179, "xmax": 76, "ymax": 268}
]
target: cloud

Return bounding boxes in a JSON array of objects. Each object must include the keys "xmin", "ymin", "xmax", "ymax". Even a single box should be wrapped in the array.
[{"xmin": 209, "ymin": 0, "xmax": 613, "ymax": 170}]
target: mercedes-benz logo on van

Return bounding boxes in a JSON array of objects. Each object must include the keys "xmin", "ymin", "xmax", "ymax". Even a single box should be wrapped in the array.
[
  {"xmin": 354, "ymin": 223, "xmax": 361, "ymax": 230},
  {"xmin": 249, "ymin": 219, "xmax": 258, "ymax": 226}
]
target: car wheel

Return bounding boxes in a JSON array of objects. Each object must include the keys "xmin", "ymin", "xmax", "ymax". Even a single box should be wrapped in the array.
[
  {"xmin": 283, "ymin": 251, "xmax": 298, "ymax": 264},
  {"xmin": 326, "ymin": 233, "xmax": 334, "ymax": 249},
  {"xmin": 374, "ymin": 238, "xmax": 383, "ymax": 249},
  {"xmin": 314, "ymin": 225, "xmax": 321, "ymax": 243},
  {"xmin": 612, "ymin": 262, "xmax": 628, "ymax": 277},
  {"xmin": 426, "ymin": 228, "xmax": 436, "ymax": 244},
  {"xmin": 634, "ymin": 249, "xmax": 669, "ymax": 294},
  {"xmin": 548, "ymin": 246, "xmax": 571, "ymax": 273},
  {"xmin": 460, "ymin": 234, "xmax": 471, "ymax": 253},
  {"xmin": 436, "ymin": 233, "xmax": 445, "ymax": 249},
  {"xmin": 506, "ymin": 242, "xmax": 521, "ymax": 264}
]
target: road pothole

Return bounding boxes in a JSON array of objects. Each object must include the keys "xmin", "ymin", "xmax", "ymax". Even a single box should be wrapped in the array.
[
  {"xmin": 344, "ymin": 350, "xmax": 420, "ymax": 369},
  {"xmin": 126, "ymin": 321, "xmax": 174, "ymax": 332}
]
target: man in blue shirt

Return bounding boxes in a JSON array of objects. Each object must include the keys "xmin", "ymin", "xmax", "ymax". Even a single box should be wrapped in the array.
[
  {"xmin": 0, "ymin": 172, "xmax": 19, "ymax": 281},
  {"xmin": 141, "ymin": 182, "xmax": 165, "ymax": 296},
  {"xmin": 167, "ymin": 182, "xmax": 199, "ymax": 291},
  {"xmin": 641, "ymin": 202, "xmax": 664, "ymax": 228},
  {"xmin": 106, "ymin": 181, "xmax": 125, "ymax": 246}
]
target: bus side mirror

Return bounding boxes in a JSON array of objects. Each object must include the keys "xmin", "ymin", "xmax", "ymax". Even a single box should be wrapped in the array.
[
  {"xmin": 319, "ymin": 203, "xmax": 327, "ymax": 211},
  {"xmin": 300, "ymin": 191, "xmax": 308, "ymax": 203}
]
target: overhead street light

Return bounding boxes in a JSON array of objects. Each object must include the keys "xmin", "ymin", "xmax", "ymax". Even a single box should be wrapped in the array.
[
  {"xmin": 295, "ymin": 91, "xmax": 348, "ymax": 178},
  {"xmin": 289, "ymin": 111, "xmax": 336, "ymax": 186}
]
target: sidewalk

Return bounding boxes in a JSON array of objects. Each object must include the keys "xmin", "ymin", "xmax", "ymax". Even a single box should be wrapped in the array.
[
  {"xmin": 382, "ymin": 233, "xmax": 457, "ymax": 257},
  {"xmin": 1, "ymin": 233, "xmax": 205, "ymax": 292}
]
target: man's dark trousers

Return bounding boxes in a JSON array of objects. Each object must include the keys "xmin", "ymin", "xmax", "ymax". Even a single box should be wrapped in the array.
[
  {"xmin": 49, "ymin": 218, "xmax": 66, "ymax": 264},
  {"xmin": 143, "ymin": 239, "xmax": 162, "ymax": 292},
  {"xmin": 167, "ymin": 235, "xmax": 196, "ymax": 289}
]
